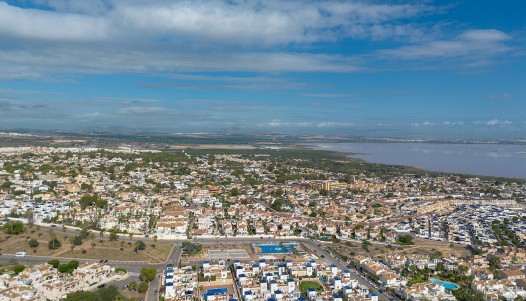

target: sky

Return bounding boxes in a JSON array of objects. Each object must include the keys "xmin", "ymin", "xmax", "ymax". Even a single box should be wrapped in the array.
[{"xmin": 0, "ymin": 0, "xmax": 525, "ymax": 138}]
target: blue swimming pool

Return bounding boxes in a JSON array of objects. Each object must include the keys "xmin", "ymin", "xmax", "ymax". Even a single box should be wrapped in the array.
[
  {"xmin": 430, "ymin": 278, "xmax": 459, "ymax": 290},
  {"xmin": 253, "ymin": 243, "xmax": 305, "ymax": 254},
  {"xmin": 205, "ymin": 288, "xmax": 228, "ymax": 295}
]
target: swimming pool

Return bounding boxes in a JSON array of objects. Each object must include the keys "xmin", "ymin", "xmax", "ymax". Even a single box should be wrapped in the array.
[
  {"xmin": 430, "ymin": 278, "xmax": 459, "ymax": 290},
  {"xmin": 205, "ymin": 288, "xmax": 228, "ymax": 296},
  {"xmin": 253, "ymin": 243, "xmax": 305, "ymax": 254}
]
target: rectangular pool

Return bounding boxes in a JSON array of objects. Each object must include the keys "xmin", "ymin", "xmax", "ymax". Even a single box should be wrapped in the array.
[{"xmin": 253, "ymin": 243, "xmax": 305, "ymax": 254}]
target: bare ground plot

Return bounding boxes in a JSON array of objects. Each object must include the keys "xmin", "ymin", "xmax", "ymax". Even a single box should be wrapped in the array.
[
  {"xmin": 0, "ymin": 229, "xmax": 173, "ymax": 263},
  {"xmin": 208, "ymin": 249, "xmax": 250, "ymax": 259},
  {"xmin": 329, "ymin": 238, "xmax": 472, "ymax": 260},
  {"xmin": 120, "ymin": 289, "xmax": 146, "ymax": 300}
]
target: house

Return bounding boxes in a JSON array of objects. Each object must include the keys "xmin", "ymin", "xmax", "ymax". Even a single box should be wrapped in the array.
[{"xmin": 500, "ymin": 270, "xmax": 526, "ymax": 281}]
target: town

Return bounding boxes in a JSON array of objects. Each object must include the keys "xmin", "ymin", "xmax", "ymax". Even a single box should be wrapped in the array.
[{"xmin": 0, "ymin": 146, "xmax": 525, "ymax": 301}]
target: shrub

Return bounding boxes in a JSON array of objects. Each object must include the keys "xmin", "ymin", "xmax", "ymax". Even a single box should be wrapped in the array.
[
  {"xmin": 13, "ymin": 265, "xmax": 25, "ymax": 275},
  {"xmin": 48, "ymin": 259, "xmax": 60, "ymax": 268},
  {"xmin": 58, "ymin": 264, "xmax": 71, "ymax": 273},
  {"xmin": 28, "ymin": 238, "xmax": 39, "ymax": 248},
  {"xmin": 137, "ymin": 282, "xmax": 149, "ymax": 293},
  {"xmin": 140, "ymin": 267, "xmax": 157, "ymax": 282},
  {"xmin": 68, "ymin": 260, "xmax": 79, "ymax": 270},
  {"xmin": 137, "ymin": 240, "xmax": 146, "ymax": 251}
]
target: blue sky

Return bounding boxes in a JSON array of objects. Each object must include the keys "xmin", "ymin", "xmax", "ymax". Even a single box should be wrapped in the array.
[{"xmin": 0, "ymin": 0, "xmax": 524, "ymax": 138}]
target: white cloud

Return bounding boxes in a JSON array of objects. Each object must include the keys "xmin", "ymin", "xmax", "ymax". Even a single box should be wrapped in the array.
[
  {"xmin": 485, "ymin": 92, "xmax": 509, "ymax": 100},
  {"xmin": 118, "ymin": 106, "xmax": 175, "ymax": 115},
  {"xmin": 410, "ymin": 121, "xmax": 465, "ymax": 127},
  {"xmin": 0, "ymin": 2, "xmax": 109, "ymax": 41},
  {"xmin": 301, "ymin": 93, "xmax": 355, "ymax": 98},
  {"xmin": 0, "ymin": 0, "xmax": 442, "ymax": 78},
  {"xmin": 27, "ymin": 0, "xmax": 111, "ymax": 14},
  {"xmin": 0, "ymin": 1, "xmax": 516, "ymax": 79},
  {"xmin": 485, "ymin": 119, "xmax": 513, "ymax": 126},
  {"xmin": 0, "ymin": 1, "xmax": 436, "ymax": 45},
  {"xmin": 316, "ymin": 122, "xmax": 354, "ymax": 128},
  {"xmin": 442, "ymin": 121, "xmax": 464, "ymax": 126},
  {"xmin": 410, "ymin": 121, "xmax": 434, "ymax": 127},
  {"xmin": 379, "ymin": 29, "xmax": 511, "ymax": 60},
  {"xmin": 264, "ymin": 119, "xmax": 354, "ymax": 128}
]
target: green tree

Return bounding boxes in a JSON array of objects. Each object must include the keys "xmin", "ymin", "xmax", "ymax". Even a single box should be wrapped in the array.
[
  {"xmin": 58, "ymin": 263, "xmax": 72, "ymax": 273},
  {"xmin": 271, "ymin": 198, "xmax": 283, "ymax": 211},
  {"xmin": 68, "ymin": 260, "xmax": 79, "ymax": 270},
  {"xmin": 153, "ymin": 235, "xmax": 158, "ymax": 248},
  {"xmin": 48, "ymin": 260, "xmax": 60, "ymax": 268},
  {"xmin": 28, "ymin": 238, "xmax": 39, "ymax": 248},
  {"xmin": 48, "ymin": 238, "xmax": 62, "ymax": 250},
  {"xmin": 78, "ymin": 195, "xmax": 108, "ymax": 209},
  {"xmin": 229, "ymin": 188, "xmax": 240, "ymax": 196},
  {"xmin": 137, "ymin": 282, "xmax": 149, "ymax": 293},
  {"xmin": 78, "ymin": 195, "xmax": 98, "ymax": 209},
  {"xmin": 109, "ymin": 228, "xmax": 119, "ymax": 241},
  {"xmin": 69, "ymin": 235, "xmax": 83, "ymax": 246},
  {"xmin": 96, "ymin": 285, "xmax": 121, "ymax": 301},
  {"xmin": 396, "ymin": 234, "xmax": 414, "ymax": 245},
  {"xmin": 63, "ymin": 291, "xmax": 98, "ymax": 301},
  {"xmin": 2, "ymin": 221, "xmax": 25, "ymax": 234},
  {"xmin": 1, "ymin": 180, "xmax": 12, "ymax": 188},
  {"xmin": 90, "ymin": 232, "xmax": 96, "ymax": 249},
  {"xmin": 136, "ymin": 240, "xmax": 146, "ymax": 252},
  {"xmin": 140, "ymin": 267, "xmax": 157, "ymax": 282}
]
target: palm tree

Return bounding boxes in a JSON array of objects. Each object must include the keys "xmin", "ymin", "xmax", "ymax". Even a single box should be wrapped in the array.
[
  {"xmin": 128, "ymin": 233, "xmax": 134, "ymax": 241},
  {"xmin": 153, "ymin": 235, "xmax": 158, "ymax": 249},
  {"xmin": 120, "ymin": 240, "xmax": 125, "ymax": 251},
  {"xmin": 70, "ymin": 242, "xmax": 75, "ymax": 258},
  {"xmin": 99, "ymin": 229, "xmax": 104, "ymax": 238},
  {"xmin": 134, "ymin": 241, "xmax": 140, "ymax": 253},
  {"xmin": 90, "ymin": 232, "xmax": 96, "ymax": 249}
]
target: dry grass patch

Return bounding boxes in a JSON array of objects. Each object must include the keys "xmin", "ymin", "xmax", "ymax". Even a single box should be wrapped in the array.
[{"xmin": 0, "ymin": 228, "xmax": 172, "ymax": 262}]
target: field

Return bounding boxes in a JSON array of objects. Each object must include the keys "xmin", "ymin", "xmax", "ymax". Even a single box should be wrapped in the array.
[
  {"xmin": 0, "ymin": 226, "xmax": 173, "ymax": 263},
  {"xmin": 299, "ymin": 280, "xmax": 324, "ymax": 293}
]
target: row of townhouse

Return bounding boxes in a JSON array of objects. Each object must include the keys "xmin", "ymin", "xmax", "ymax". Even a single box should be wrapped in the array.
[
  {"xmin": 156, "ymin": 204, "xmax": 191, "ymax": 238},
  {"xmin": 230, "ymin": 258, "xmax": 377, "ymax": 301},
  {"xmin": 164, "ymin": 266, "xmax": 198, "ymax": 301},
  {"xmin": 0, "ymin": 262, "xmax": 116, "ymax": 301}
]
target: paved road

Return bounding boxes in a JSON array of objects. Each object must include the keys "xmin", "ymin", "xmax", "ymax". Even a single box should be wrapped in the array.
[
  {"xmin": 298, "ymin": 240, "xmax": 393, "ymax": 301},
  {"xmin": 145, "ymin": 244, "xmax": 182, "ymax": 301}
]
